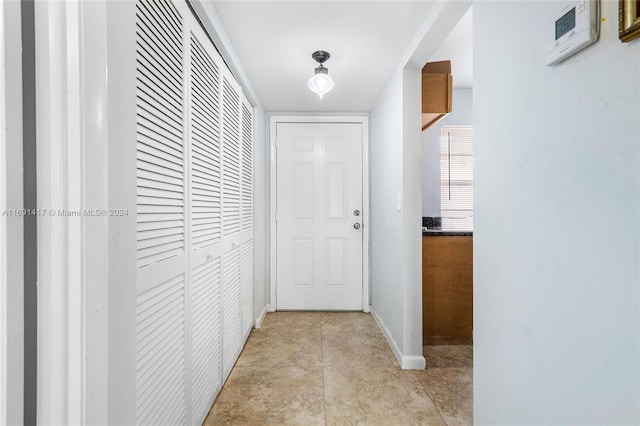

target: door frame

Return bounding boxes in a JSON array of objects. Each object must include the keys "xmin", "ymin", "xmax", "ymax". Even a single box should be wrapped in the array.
[
  {"xmin": 1, "ymin": 1, "xmax": 25, "ymax": 423},
  {"xmin": 34, "ymin": 2, "xmax": 112, "ymax": 423},
  {"xmin": 269, "ymin": 116, "xmax": 370, "ymax": 312}
]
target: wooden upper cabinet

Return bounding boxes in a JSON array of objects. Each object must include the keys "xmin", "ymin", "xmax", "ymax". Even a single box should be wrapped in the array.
[{"xmin": 422, "ymin": 60, "xmax": 453, "ymax": 131}]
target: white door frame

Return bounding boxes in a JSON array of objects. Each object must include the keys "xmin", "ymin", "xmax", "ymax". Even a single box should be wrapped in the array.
[
  {"xmin": 35, "ymin": 1, "xmax": 111, "ymax": 423},
  {"xmin": 269, "ymin": 116, "xmax": 370, "ymax": 312},
  {"xmin": 1, "ymin": 1, "xmax": 24, "ymax": 423}
]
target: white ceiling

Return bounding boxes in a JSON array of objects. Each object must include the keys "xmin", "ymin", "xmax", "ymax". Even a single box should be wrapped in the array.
[
  {"xmin": 428, "ymin": 7, "xmax": 473, "ymax": 88},
  {"xmin": 211, "ymin": 1, "xmax": 438, "ymax": 112}
]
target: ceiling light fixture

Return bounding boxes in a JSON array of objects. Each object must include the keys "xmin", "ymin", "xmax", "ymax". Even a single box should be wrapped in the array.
[{"xmin": 308, "ymin": 50, "xmax": 334, "ymax": 99}]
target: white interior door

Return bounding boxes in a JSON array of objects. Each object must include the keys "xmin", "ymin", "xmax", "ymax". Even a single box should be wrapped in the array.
[{"xmin": 276, "ymin": 122, "xmax": 363, "ymax": 310}]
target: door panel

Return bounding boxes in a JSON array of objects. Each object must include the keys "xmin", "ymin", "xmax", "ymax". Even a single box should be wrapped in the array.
[
  {"xmin": 135, "ymin": 273, "xmax": 187, "ymax": 426},
  {"xmin": 135, "ymin": 0, "xmax": 185, "ymax": 271},
  {"xmin": 190, "ymin": 257, "xmax": 221, "ymax": 425},
  {"xmin": 221, "ymin": 78, "xmax": 241, "ymax": 238},
  {"xmin": 276, "ymin": 123, "xmax": 363, "ymax": 310},
  {"xmin": 222, "ymin": 246, "xmax": 241, "ymax": 378},
  {"xmin": 241, "ymin": 240, "xmax": 254, "ymax": 333},
  {"xmin": 189, "ymin": 34, "xmax": 221, "ymax": 251}
]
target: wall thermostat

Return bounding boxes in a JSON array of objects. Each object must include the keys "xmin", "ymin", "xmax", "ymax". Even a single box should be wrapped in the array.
[{"xmin": 545, "ymin": 0, "xmax": 600, "ymax": 66}]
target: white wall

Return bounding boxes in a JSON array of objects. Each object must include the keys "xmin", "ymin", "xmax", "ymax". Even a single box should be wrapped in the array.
[
  {"xmin": 400, "ymin": 68, "xmax": 425, "ymax": 366},
  {"xmin": 369, "ymin": 66, "xmax": 428, "ymax": 368},
  {"xmin": 106, "ymin": 2, "xmax": 137, "ymax": 423},
  {"xmin": 422, "ymin": 88, "xmax": 473, "ymax": 217},
  {"xmin": 252, "ymin": 108, "xmax": 268, "ymax": 323},
  {"xmin": 474, "ymin": 1, "xmax": 640, "ymax": 424},
  {"xmin": 369, "ymin": 1, "xmax": 471, "ymax": 369},
  {"xmin": 370, "ymin": 69, "xmax": 406, "ymax": 355}
]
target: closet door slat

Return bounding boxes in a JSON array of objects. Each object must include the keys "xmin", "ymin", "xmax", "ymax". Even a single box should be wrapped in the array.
[
  {"xmin": 136, "ymin": 0, "xmax": 185, "ymax": 270},
  {"xmin": 190, "ymin": 258, "xmax": 222, "ymax": 426},
  {"xmin": 189, "ymin": 35, "xmax": 221, "ymax": 250},
  {"xmin": 222, "ymin": 246, "xmax": 242, "ymax": 379},
  {"xmin": 241, "ymin": 102, "xmax": 253, "ymax": 233},
  {"xmin": 241, "ymin": 240, "xmax": 253, "ymax": 334},
  {"xmin": 222, "ymin": 78, "xmax": 241, "ymax": 237}
]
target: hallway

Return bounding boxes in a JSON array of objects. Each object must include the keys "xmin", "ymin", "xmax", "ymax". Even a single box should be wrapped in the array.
[{"xmin": 204, "ymin": 312, "xmax": 472, "ymax": 425}]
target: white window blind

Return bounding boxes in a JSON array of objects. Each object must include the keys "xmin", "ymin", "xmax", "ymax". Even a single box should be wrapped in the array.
[{"xmin": 440, "ymin": 126, "xmax": 473, "ymax": 231}]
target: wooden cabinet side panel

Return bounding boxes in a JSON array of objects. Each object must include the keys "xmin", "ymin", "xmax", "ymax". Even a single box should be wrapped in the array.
[
  {"xmin": 422, "ymin": 236, "xmax": 473, "ymax": 345},
  {"xmin": 446, "ymin": 74, "xmax": 453, "ymax": 111},
  {"xmin": 421, "ymin": 73, "xmax": 453, "ymax": 113}
]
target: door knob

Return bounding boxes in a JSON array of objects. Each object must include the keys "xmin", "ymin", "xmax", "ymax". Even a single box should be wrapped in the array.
[
  {"xmin": 353, "ymin": 223, "xmax": 361, "ymax": 230},
  {"xmin": 354, "ymin": 209, "xmax": 360, "ymax": 216}
]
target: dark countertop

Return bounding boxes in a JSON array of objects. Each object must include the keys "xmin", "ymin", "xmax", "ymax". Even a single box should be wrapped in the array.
[{"xmin": 423, "ymin": 230, "xmax": 473, "ymax": 237}]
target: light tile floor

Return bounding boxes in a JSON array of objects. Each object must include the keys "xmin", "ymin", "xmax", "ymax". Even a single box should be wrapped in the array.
[{"xmin": 204, "ymin": 312, "xmax": 472, "ymax": 425}]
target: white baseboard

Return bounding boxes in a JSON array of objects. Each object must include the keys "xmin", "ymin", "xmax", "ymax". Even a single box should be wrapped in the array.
[
  {"xmin": 369, "ymin": 306, "xmax": 403, "ymax": 367},
  {"xmin": 267, "ymin": 303, "xmax": 276, "ymax": 313},
  {"xmin": 255, "ymin": 305, "xmax": 267, "ymax": 329},
  {"xmin": 401, "ymin": 356, "xmax": 426, "ymax": 370},
  {"xmin": 369, "ymin": 305, "xmax": 426, "ymax": 370}
]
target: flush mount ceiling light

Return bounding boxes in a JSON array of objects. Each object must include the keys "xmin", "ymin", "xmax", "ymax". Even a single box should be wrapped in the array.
[{"xmin": 307, "ymin": 50, "xmax": 334, "ymax": 99}]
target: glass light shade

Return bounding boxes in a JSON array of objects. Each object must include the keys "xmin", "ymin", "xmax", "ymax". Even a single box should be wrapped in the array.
[{"xmin": 308, "ymin": 71, "xmax": 334, "ymax": 99}]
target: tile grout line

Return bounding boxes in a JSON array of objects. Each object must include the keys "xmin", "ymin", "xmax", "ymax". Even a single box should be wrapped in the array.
[
  {"xmin": 425, "ymin": 345, "xmax": 475, "ymax": 426},
  {"xmin": 421, "ymin": 380, "xmax": 450, "ymax": 425},
  {"xmin": 416, "ymin": 365, "xmax": 450, "ymax": 426},
  {"xmin": 320, "ymin": 323, "xmax": 328, "ymax": 426}
]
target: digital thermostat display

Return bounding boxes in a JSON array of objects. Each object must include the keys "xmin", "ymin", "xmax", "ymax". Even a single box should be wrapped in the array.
[
  {"xmin": 545, "ymin": 0, "xmax": 599, "ymax": 66},
  {"xmin": 555, "ymin": 8, "xmax": 576, "ymax": 40}
]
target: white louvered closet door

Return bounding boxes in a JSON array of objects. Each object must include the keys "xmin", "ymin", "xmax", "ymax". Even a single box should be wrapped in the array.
[
  {"xmin": 220, "ymin": 76, "xmax": 254, "ymax": 381},
  {"xmin": 240, "ymin": 99, "xmax": 254, "ymax": 335},
  {"xmin": 135, "ymin": 1, "xmax": 188, "ymax": 424},
  {"xmin": 188, "ymin": 26, "xmax": 223, "ymax": 426},
  {"xmin": 134, "ymin": 1, "xmax": 254, "ymax": 425},
  {"xmin": 220, "ymin": 73, "xmax": 243, "ymax": 380}
]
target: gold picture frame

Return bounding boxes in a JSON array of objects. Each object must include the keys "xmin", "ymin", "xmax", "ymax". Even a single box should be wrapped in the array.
[{"xmin": 620, "ymin": 0, "xmax": 640, "ymax": 42}]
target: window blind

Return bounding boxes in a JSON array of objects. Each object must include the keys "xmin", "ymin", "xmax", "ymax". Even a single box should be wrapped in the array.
[{"xmin": 440, "ymin": 126, "xmax": 473, "ymax": 231}]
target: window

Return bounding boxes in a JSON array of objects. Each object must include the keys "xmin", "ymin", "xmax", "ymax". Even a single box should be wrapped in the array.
[{"xmin": 440, "ymin": 126, "xmax": 473, "ymax": 231}]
